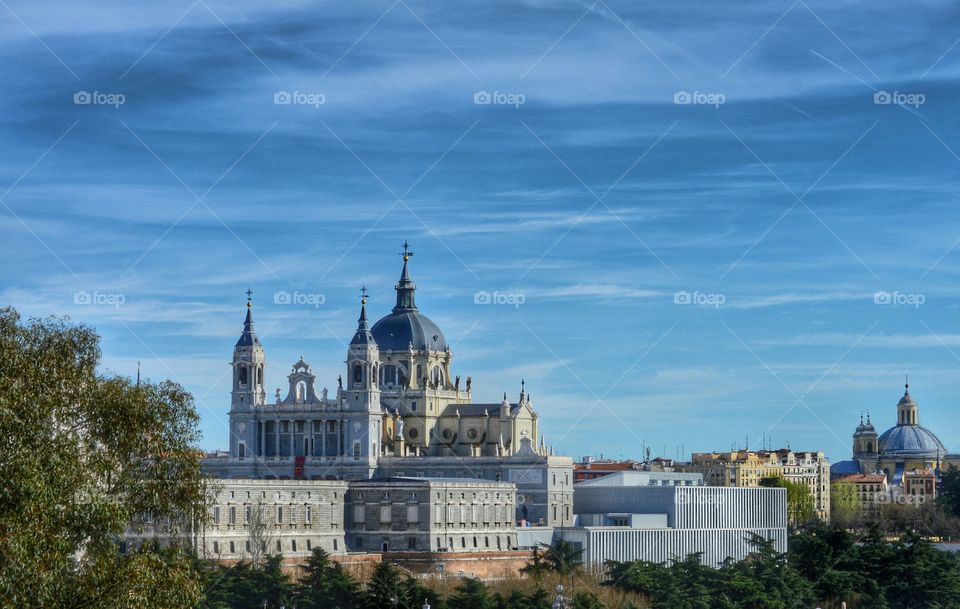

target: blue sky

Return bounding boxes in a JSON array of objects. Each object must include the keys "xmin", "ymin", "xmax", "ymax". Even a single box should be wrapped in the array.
[{"xmin": 4, "ymin": 0, "xmax": 960, "ymax": 464}]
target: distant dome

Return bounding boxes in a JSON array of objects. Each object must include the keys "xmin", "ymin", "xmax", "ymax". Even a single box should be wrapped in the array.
[{"xmin": 877, "ymin": 424, "xmax": 945, "ymax": 455}]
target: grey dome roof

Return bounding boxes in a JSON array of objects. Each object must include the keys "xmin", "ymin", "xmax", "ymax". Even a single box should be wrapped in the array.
[
  {"xmin": 371, "ymin": 242, "xmax": 447, "ymax": 352},
  {"xmin": 877, "ymin": 424, "xmax": 945, "ymax": 455},
  {"xmin": 371, "ymin": 311, "xmax": 446, "ymax": 352}
]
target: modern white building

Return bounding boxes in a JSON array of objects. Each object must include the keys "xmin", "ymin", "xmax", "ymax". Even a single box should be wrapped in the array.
[{"xmin": 557, "ymin": 471, "xmax": 788, "ymax": 568}]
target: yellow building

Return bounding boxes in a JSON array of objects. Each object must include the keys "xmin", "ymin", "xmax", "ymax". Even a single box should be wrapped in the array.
[{"xmin": 689, "ymin": 449, "xmax": 830, "ymax": 521}]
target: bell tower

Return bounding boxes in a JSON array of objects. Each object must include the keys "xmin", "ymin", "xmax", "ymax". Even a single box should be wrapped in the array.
[
  {"xmin": 231, "ymin": 290, "xmax": 266, "ymax": 411},
  {"xmin": 343, "ymin": 288, "xmax": 382, "ymax": 463},
  {"xmin": 853, "ymin": 411, "xmax": 877, "ymax": 460}
]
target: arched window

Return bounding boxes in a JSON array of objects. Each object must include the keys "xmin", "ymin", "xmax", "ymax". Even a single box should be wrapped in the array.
[
  {"xmin": 867, "ymin": 441, "xmax": 873, "ymax": 452},
  {"xmin": 239, "ymin": 367, "xmax": 248, "ymax": 385},
  {"xmin": 431, "ymin": 366, "xmax": 445, "ymax": 387},
  {"xmin": 257, "ymin": 366, "xmax": 263, "ymax": 385},
  {"xmin": 381, "ymin": 365, "xmax": 398, "ymax": 387},
  {"xmin": 353, "ymin": 364, "xmax": 362, "ymax": 384}
]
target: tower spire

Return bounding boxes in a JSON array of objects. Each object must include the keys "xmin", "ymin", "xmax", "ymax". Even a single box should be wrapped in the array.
[
  {"xmin": 393, "ymin": 240, "xmax": 418, "ymax": 312},
  {"xmin": 351, "ymin": 286, "xmax": 376, "ymax": 346},
  {"xmin": 236, "ymin": 289, "xmax": 261, "ymax": 347}
]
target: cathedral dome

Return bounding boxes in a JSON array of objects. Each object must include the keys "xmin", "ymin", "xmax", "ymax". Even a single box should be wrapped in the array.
[
  {"xmin": 372, "ymin": 311, "xmax": 446, "ymax": 352},
  {"xmin": 877, "ymin": 424, "xmax": 945, "ymax": 455},
  {"xmin": 371, "ymin": 241, "xmax": 447, "ymax": 352}
]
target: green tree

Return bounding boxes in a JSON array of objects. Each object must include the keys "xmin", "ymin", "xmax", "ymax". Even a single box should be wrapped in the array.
[
  {"xmin": 526, "ymin": 587, "xmax": 552, "ymax": 609},
  {"xmin": 571, "ymin": 590, "xmax": 605, "ymax": 609},
  {"xmin": 520, "ymin": 546, "xmax": 549, "ymax": 579},
  {"xmin": 938, "ymin": 464, "xmax": 960, "ymax": 517},
  {"xmin": 830, "ymin": 480, "xmax": 861, "ymax": 529},
  {"xmin": 364, "ymin": 561, "xmax": 428, "ymax": 609},
  {"xmin": 760, "ymin": 476, "xmax": 815, "ymax": 527},
  {"xmin": 544, "ymin": 538, "xmax": 584, "ymax": 575},
  {"xmin": 0, "ymin": 307, "xmax": 208, "ymax": 609},
  {"xmin": 297, "ymin": 548, "xmax": 359, "ymax": 609},
  {"xmin": 448, "ymin": 577, "xmax": 493, "ymax": 609}
]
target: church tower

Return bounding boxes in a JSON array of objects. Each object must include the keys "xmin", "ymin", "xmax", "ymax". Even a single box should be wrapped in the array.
[
  {"xmin": 853, "ymin": 411, "xmax": 877, "ymax": 460},
  {"xmin": 342, "ymin": 289, "xmax": 382, "ymax": 464},
  {"xmin": 231, "ymin": 290, "xmax": 266, "ymax": 411}
]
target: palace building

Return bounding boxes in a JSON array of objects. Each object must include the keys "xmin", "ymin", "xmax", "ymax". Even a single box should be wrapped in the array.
[{"xmin": 201, "ymin": 243, "xmax": 574, "ymax": 530}]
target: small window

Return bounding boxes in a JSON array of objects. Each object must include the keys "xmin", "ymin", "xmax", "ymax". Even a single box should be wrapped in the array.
[{"xmin": 277, "ymin": 506, "xmax": 283, "ymax": 524}]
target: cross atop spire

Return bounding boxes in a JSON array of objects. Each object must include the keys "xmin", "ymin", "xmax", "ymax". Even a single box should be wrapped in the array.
[
  {"xmin": 393, "ymin": 241, "xmax": 418, "ymax": 312},
  {"xmin": 905, "ymin": 374, "xmax": 910, "ymax": 394},
  {"xmin": 400, "ymin": 240, "xmax": 414, "ymax": 261},
  {"xmin": 246, "ymin": 288, "xmax": 253, "ymax": 307},
  {"xmin": 360, "ymin": 285, "xmax": 368, "ymax": 305}
]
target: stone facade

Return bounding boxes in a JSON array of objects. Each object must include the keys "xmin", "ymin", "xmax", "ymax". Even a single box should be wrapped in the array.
[{"xmin": 345, "ymin": 478, "xmax": 517, "ymax": 553}]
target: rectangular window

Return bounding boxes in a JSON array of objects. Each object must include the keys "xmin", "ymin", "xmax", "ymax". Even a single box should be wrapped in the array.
[
  {"xmin": 307, "ymin": 539, "xmax": 312, "ymax": 550},
  {"xmin": 380, "ymin": 505, "xmax": 392, "ymax": 524},
  {"xmin": 229, "ymin": 506, "xmax": 236, "ymax": 525},
  {"xmin": 408, "ymin": 537, "xmax": 416, "ymax": 550},
  {"xmin": 353, "ymin": 441, "xmax": 361, "ymax": 460},
  {"xmin": 212, "ymin": 507, "xmax": 220, "ymax": 524},
  {"xmin": 306, "ymin": 506, "xmax": 312, "ymax": 523},
  {"xmin": 229, "ymin": 541, "xmax": 235, "ymax": 554},
  {"xmin": 407, "ymin": 505, "xmax": 418, "ymax": 523},
  {"xmin": 354, "ymin": 505, "xmax": 365, "ymax": 523},
  {"xmin": 212, "ymin": 541, "xmax": 219, "ymax": 554},
  {"xmin": 277, "ymin": 506, "xmax": 283, "ymax": 524}
]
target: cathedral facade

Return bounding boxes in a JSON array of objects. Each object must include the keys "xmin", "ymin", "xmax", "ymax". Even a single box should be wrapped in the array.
[{"xmin": 202, "ymin": 244, "xmax": 574, "ymax": 527}]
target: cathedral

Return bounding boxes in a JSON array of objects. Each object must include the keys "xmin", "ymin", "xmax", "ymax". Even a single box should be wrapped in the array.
[
  {"xmin": 836, "ymin": 382, "xmax": 957, "ymax": 485},
  {"xmin": 202, "ymin": 243, "xmax": 574, "ymax": 527}
]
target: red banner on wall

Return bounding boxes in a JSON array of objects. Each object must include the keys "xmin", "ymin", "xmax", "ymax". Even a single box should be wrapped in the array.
[{"xmin": 294, "ymin": 456, "xmax": 305, "ymax": 479}]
